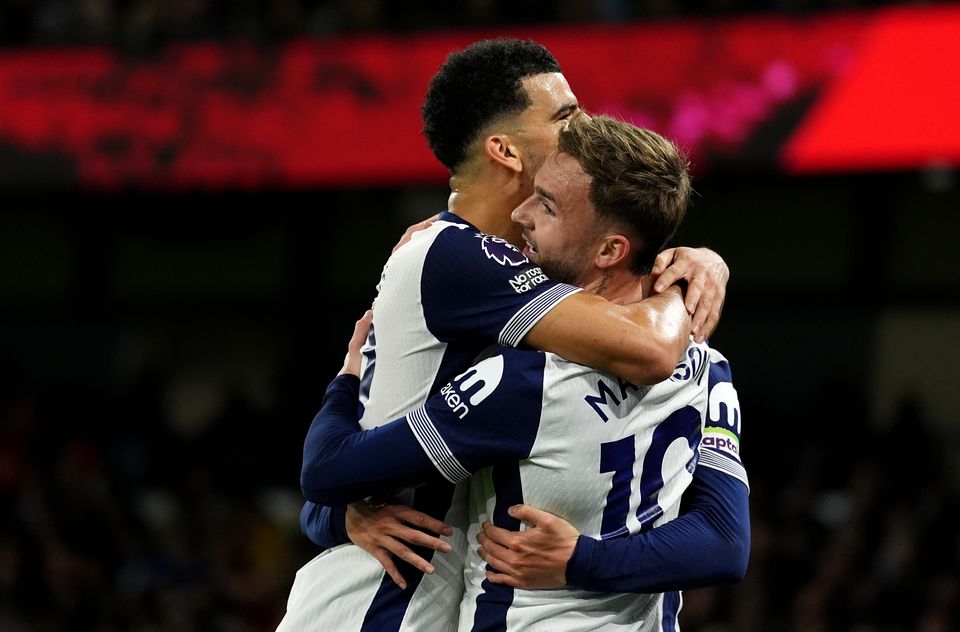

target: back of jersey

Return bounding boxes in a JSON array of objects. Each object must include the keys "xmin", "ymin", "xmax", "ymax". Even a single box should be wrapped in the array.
[{"xmin": 458, "ymin": 342, "xmax": 739, "ymax": 632}]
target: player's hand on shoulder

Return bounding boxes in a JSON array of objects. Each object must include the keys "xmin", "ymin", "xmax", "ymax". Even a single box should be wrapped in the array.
[
  {"xmin": 652, "ymin": 246, "xmax": 729, "ymax": 343},
  {"xmin": 345, "ymin": 500, "xmax": 454, "ymax": 590},
  {"xmin": 477, "ymin": 504, "xmax": 579, "ymax": 590},
  {"xmin": 392, "ymin": 213, "xmax": 440, "ymax": 254},
  {"xmin": 339, "ymin": 310, "xmax": 372, "ymax": 377}
]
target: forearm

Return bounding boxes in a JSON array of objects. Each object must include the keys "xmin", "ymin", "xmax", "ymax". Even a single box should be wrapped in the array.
[
  {"xmin": 617, "ymin": 286, "xmax": 690, "ymax": 382},
  {"xmin": 300, "ymin": 376, "xmax": 438, "ymax": 505},
  {"xmin": 566, "ymin": 467, "xmax": 749, "ymax": 593},
  {"xmin": 524, "ymin": 287, "xmax": 690, "ymax": 386}
]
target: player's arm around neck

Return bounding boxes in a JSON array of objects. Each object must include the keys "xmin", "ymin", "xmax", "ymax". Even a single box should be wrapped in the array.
[{"xmin": 523, "ymin": 285, "xmax": 690, "ymax": 386}]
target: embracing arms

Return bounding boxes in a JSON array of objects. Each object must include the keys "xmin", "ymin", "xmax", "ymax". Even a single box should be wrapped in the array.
[
  {"xmin": 476, "ymin": 466, "xmax": 749, "ymax": 592},
  {"xmin": 523, "ymin": 247, "xmax": 727, "ymax": 386}
]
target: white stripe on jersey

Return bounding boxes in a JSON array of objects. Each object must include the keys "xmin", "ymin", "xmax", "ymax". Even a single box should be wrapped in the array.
[
  {"xmin": 698, "ymin": 449, "xmax": 749, "ymax": 489},
  {"xmin": 498, "ymin": 284, "xmax": 582, "ymax": 347},
  {"xmin": 407, "ymin": 408, "xmax": 471, "ymax": 484}
]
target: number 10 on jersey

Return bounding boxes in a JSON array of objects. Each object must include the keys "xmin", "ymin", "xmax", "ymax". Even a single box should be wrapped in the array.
[{"xmin": 598, "ymin": 406, "xmax": 701, "ymax": 539}]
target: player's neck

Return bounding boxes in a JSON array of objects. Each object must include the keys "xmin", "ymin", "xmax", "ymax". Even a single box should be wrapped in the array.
[
  {"xmin": 448, "ymin": 178, "xmax": 526, "ymax": 248},
  {"xmin": 578, "ymin": 269, "xmax": 653, "ymax": 305}
]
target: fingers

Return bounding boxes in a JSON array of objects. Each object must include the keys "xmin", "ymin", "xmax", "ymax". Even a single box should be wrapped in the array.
[
  {"xmin": 389, "ymin": 525, "xmax": 452, "ymax": 554},
  {"xmin": 350, "ymin": 310, "xmax": 373, "ymax": 349},
  {"xmin": 683, "ymin": 272, "xmax": 707, "ymax": 341},
  {"xmin": 688, "ymin": 261, "xmax": 727, "ymax": 341},
  {"xmin": 380, "ymin": 538, "xmax": 436, "ymax": 576},
  {"xmin": 699, "ymin": 292, "xmax": 724, "ymax": 341},
  {"xmin": 476, "ymin": 545, "xmax": 515, "ymax": 578},
  {"xmin": 506, "ymin": 503, "xmax": 548, "ymax": 526},
  {"xmin": 482, "ymin": 521, "xmax": 521, "ymax": 548},
  {"xmin": 371, "ymin": 549, "xmax": 407, "ymax": 590},
  {"xmin": 655, "ymin": 247, "xmax": 730, "ymax": 340},
  {"xmin": 392, "ymin": 214, "xmax": 441, "ymax": 253},
  {"xmin": 690, "ymin": 293, "xmax": 713, "ymax": 343},
  {"xmin": 391, "ymin": 505, "xmax": 454, "ymax": 537},
  {"xmin": 477, "ymin": 529, "xmax": 518, "ymax": 563},
  {"xmin": 651, "ymin": 248, "xmax": 677, "ymax": 278},
  {"xmin": 340, "ymin": 310, "xmax": 373, "ymax": 376},
  {"xmin": 653, "ymin": 261, "xmax": 687, "ymax": 294},
  {"xmin": 346, "ymin": 502, "xmax": 456, "ymax": 589},
  {"xmin": 484, "ymin": 570, "xmax": 521, "ymax": 588},
  {"xmin": 372, "ymin": 506, "xmax": 453, "ymax": 555},
  {"xmin": 684, "ymin": 272, "xmax": 705, "ymax": 314}
]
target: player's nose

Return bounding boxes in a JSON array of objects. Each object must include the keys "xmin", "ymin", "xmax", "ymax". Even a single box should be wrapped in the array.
[{"xmin": 511, "ymin": 196, "xmax": 534, "ymax": 226}]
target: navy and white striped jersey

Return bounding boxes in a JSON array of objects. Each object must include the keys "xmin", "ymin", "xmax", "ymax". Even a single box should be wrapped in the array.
[
  {"xmin": 400, "ymin": 343, "xmax": 745, "ymax": 632},
  {"xmin": 279, "ymin": 211, "xmax": 580, "ymax": 632},
  {"xmin": 296, "ymin": 345, "xmax": 747, "ymax": 631}
]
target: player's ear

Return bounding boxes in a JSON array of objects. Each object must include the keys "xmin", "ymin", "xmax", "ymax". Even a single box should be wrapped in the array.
[
  {"xmin": 484, "ymin": 134, "xmax": 523, "ymax": 174},
  {"xmin": 595, "ymin": 234, "xmax": 631, "ymax": 269}
]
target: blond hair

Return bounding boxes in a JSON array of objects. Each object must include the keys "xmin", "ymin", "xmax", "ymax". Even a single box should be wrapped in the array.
[{"xmin": 558, "ymin": 114, "xmax": 691, "ymax": 274}]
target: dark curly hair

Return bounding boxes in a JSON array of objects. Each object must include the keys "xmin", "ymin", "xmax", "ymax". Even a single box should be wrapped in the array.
[{"xmin": 421, "ymin": 38, "xmax": 561, "ymax": 173}]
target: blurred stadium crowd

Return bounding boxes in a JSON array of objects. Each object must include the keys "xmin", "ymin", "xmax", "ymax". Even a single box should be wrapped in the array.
[
  {"xmin": 3, "ymin": 356, "xmax": 958, "ymax": 630},
  {"xmin": 1, "ymin": 1, "xmax": 959, "ymax": 631},
  {"xmin": 0, "ymin": 0, "xmax": 931, "ymax": 48}
]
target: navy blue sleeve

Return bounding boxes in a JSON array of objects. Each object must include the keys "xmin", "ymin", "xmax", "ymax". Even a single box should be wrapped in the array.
[
  {"xmin": 298, "ymin": 376, "xmax": 355, "ymax": 548},
  {"xmin": 421, "ymin": 226, "xmax": 579, "ymax": 347},
  {"xmin": 404, "ymin": 350, "xmax": 545, "ymax": 483},
  {"xmin": 301, "ymin": 352, "xmax": 545, "ymax": 504},
  {"xmin": 299, "ymin": 501, "xmax": 350, "ymax": 548},
  {"xmin": 300, "ymin": 375, "xmax": 441, "ymax": 506},
  {"xmin": 566, "ymin": 466, "xmax": 750, "ymax": 593},
  {"xmin": 699, "ymin": 357, "xmax": 748, "ymax": 487}
]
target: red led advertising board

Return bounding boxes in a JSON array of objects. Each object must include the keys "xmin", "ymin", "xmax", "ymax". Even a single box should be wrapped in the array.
[{"xmin": 0, "ymin": 5, "xmax": 956, "ymax": 189}]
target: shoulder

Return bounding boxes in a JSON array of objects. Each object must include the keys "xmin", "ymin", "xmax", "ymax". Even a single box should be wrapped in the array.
[
  {"xmin": 390, "ymin": 218, "xmax": 471, "ymax": 263},
  {"xmin": 457, "ymin": 349, "xmax": 546, "ymax": 398},
  {"xmin": 500, "ymin": 347, "xmax": 548, "ymax": 383},
  {"xmin": 425, "ymin": 223, "xmax": 532, "ymax": 272},
  {"xmin": 706, "ymin": 345, "xmax": 735, "ymax": 384}
]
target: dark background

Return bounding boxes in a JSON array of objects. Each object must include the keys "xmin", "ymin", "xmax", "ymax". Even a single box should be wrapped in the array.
[{"xmin": 2, "ymin": 1, "xmax": 960, "ymax": 631}]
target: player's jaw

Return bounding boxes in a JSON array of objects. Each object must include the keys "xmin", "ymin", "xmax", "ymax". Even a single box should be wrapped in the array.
[{"xmin": 536, "ymin": 250, "xmax": 582, "ymax": 285}]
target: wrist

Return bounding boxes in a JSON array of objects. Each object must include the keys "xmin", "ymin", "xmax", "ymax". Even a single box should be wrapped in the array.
[
  {"xmin": 565, "ymin": 535, "xmax": 597, "ymax": 588},
  {"xmin": 364, "ymin": 495, "xmax": 389, "ymax": 509},
  {"xmin": 329, "ymin": 504, "xmax": 350, "ymax": 544}
]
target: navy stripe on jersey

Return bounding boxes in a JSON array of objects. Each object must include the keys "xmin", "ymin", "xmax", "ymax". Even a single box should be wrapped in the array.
[
  {"xmin": 706, "ymin": 360, "xmax": 741, "ymax": 441},
  {"xmin": 636, "ymin": 406, "xmax": 703, "ymax": 533},
  {"xmin": 406, "ymin": 408, "xmax": 471, "ymax": 484},
  {"xmin": 704, "ymin": 354, "xmax": 747, "ymax": 489},
  {"xmin": 472, "ymin": 462, "xmax": 524, "ymax": 632},
  {"xmin": 662, "ymin": 591, "xmax": 681, "ymax": 632},
  {"xmin": 698, "ymin": 449, "xmax": 749, "ymax": 489},
  {"xmin": 358, "ymin": 322, "xmax": 377, "ymax": 416},
  {"xmin": 498, "ymin": 284, "xmax": 581, "ymax": 347},
  {"xmin": 359, "ymin": 480, "xmax": 457, "ymax": 632}
]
